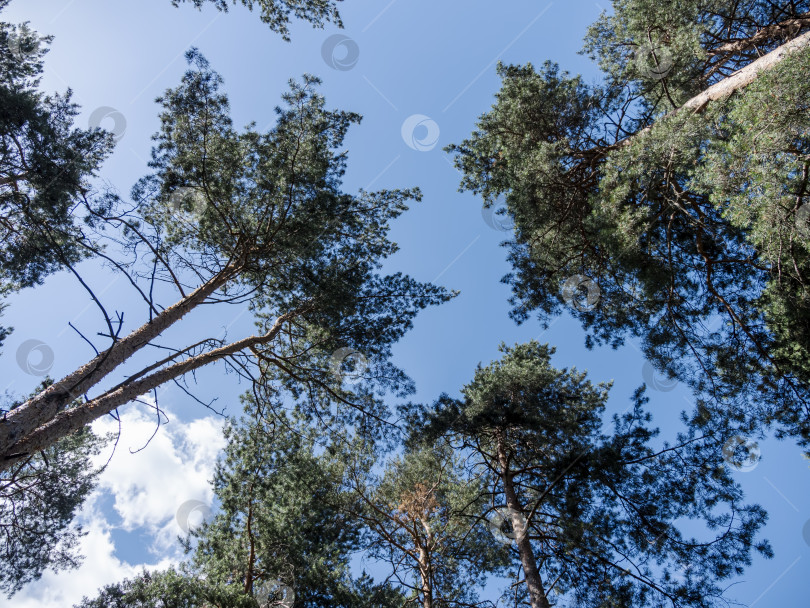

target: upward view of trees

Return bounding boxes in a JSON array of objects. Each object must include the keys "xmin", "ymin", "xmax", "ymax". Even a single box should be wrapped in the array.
[
  {"xmin": 449, "ymin": 1, "xmax": 810, "ymax": 446},
  {"xmin": 1, "ymin": 0, "xmax": 807, "ymax": 606},
  {"xmin": 410, "ymin": 342, "xmax": 770, "ymax": 608}
]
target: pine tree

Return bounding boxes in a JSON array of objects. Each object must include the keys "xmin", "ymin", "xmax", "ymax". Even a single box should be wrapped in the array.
[
  {"xmin": 75, "ymin": 401, "xmax": 403, "ymax": 608},
  {"xmin": 1, "ymin": 49, "xmax": 452, "ymax": 472},
  {"xmin": 1, "ymin": 384, "xmax": 107, "ymax": 597},
  {"xmin": 350, "ymin": 442, "xmax": 507, "ymax": 608},
  {"xmin": 448, "ymin": 1, "xmax": 810, "ymax": 446},
  {"xmin": 411, "ymin": 342, "xmax": 771, "ymax": 608},
  {"xmin": 0, "ymin": 4, "xmax": 114, "ymax": 350}
]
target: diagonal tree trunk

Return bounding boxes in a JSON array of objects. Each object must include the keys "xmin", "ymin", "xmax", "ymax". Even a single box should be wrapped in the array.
[
  {"xmin": 0, "ymin": 265, "xmax": 238, "ymax": 458},
  {"xmin": 0, "ymin": 296, "xmax": 301, "ymax": 472},
  {"xmin": 619, "ymin": 28, "xmax": 810, "ymax": 147}
]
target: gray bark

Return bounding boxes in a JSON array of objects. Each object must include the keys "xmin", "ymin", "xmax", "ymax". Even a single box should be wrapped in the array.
[
  {"xmin": 0, "ymin": 272, "xmax": 306, "ymax": 472},
  {"xmin": 497, "ymin": 432, "xmax": 550, "ymax": 608}
]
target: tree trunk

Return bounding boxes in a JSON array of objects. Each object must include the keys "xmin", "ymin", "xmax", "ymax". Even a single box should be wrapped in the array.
[
  {"xmin": 244, "ymin": 491, "xmax": 256, "ymax": 595},
  {"xmin": 497, "ymin": 432, "xmax": 550, "ymax": 608},
  {"xmin": 624, "ymin": 28, "xmax": 810, "ymax": 144},
  {"xmin": 0, "ymin": 267, "xmax": 236, "ymax": 457},
  {"xmin": 0, "ymin": 296, "xmax": 299, "ymax": 472},
  {"xmin": 417, "ymin": 545, "xmax": 433, "ymax": 608}
]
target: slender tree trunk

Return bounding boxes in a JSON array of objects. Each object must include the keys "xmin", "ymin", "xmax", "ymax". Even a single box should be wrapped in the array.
[
  {"xmin": 417, "ymin": 519, "xmax": 436, "ymax": 608},
  {"xmin": 0, "ymin": 292, "xmax": 301, "ymax": 472},
  {"xmin": 0, "ymin": 267, "xmax": 236, "ymax": 456},
  {"xmin": 497, "ymin": 432, "xmax": 550, "ymax": 608},
  {"xmin": 417, "ymin": 545, "xmax": 433, "ymax": 608},
  {"xmin": 245, "ymin": 489, "xmax": 256, "ymax": 595}
]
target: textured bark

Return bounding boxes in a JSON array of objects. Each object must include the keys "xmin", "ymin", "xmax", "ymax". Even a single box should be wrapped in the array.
[
  {"xmin": 0, "ymin": 267, "xmax": 237, "ymax": 459},
  {"xmin": 496, "ymin": 432, "xmax": 550, "ymax": 608},
  {"xmin": 418, "ymin": 544, "xmax": 433, "ymax": 608},
  {"xmin": 629, "ymin": 29, "xmax": 810, "ymax": 143},
  {"xmin": 0, "ymin": 300, "xmax": 297, "ymax": 472}
]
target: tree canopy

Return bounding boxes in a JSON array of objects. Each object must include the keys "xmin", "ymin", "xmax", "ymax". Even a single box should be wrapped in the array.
[
  {"xmin": 171, "ymin": 0, "xmax": 343, "ymax": 40},
  {"xmin": 0, "ymin": 47, "xmax": 452, "ymax": 473},
  {"xmin": 410, "ymin": 342, "xmax": 771, "ymax": 608},
  {"xmin": 448, "ymin": 1, "xmax": 810, "ymax": 446},
  {"xmin": 3, "ymin": 1, "xmax": 805, "ymax": 604},
  {"xmin": 0, "ymin": 20, "xmax": 450, "ymax": 593}
]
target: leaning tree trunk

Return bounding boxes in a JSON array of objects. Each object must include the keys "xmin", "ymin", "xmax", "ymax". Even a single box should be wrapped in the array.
[
  {"xmin": 623, "ymin": 28, "xmax": 810, "ymax": 145},
  {"xmin": 496, "ymin": 432, "xmax": 551, "ymax": 608},
  {"xmin": 0, "ymin": 266, "xmax": 236, "ymax": 461}
]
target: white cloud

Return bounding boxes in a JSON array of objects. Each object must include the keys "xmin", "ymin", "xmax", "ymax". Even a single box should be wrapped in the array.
[{"xmin": 11, "ymin": 404, "xmax": 226, "ymax": 607}]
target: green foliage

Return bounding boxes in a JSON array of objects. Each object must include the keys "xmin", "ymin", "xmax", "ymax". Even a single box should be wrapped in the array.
[
  {"xmin": 412, "ymin": 342, "xmax": 771, "ymax": 608},
  {"xmin": 356, "ymin": 443, "xmax": 508, "ymax": 607},
  {"xmin": 0, "ymin": 8, "xmax": 114, "ymax": 349},
  {"xmin": 185, "ymin": 405, "xmax": 402, "ymax": 608},
  {"xmin": 73, "ymin": 568, "xmax": 222, "ymax": 608},
  {"xmin": 75, "ymin": 403, "xmax": 402, "ymax": 608},
  {"xmin": 125, "ymin": 49, "xmax": 453, "ymax": 435},
  {"xmin": 448, "ymin": 1, "xmax": 810, "ymax": 445},
  {"xmin": 171, "ymin": 0, "xmax": 342, "ymax": 40},
  {"xmin": 0, "ymin": 384, "xmax": 107, "ymax": 598}
]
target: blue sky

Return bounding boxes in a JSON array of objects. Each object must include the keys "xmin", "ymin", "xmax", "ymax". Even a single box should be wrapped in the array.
[{"xmin": 2, "ymin": 0, "xmax": 808, "ymax": 606}]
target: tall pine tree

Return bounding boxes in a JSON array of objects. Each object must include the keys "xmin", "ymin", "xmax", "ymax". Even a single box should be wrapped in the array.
[
  {"xmin": 449, "ymin": 1, "xmax": 810, "ymax": 446},
  {"xmin": 411, "ymin": 342, "xmax": 771, "ymax": 608}
]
